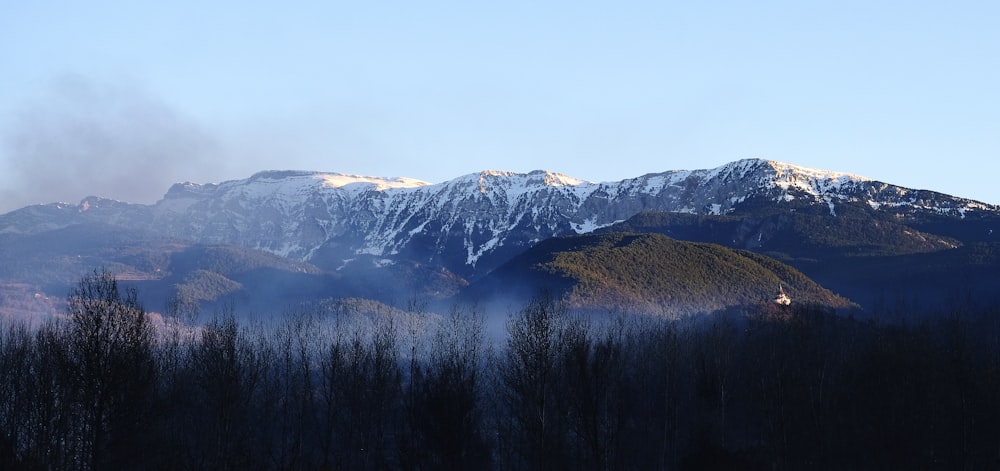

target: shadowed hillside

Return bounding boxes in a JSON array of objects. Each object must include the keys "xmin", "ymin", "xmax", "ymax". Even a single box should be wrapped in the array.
[
  {"xmin": 464, "ymin": 232, "xmax": 856, "ymax": 315},
  {"xmin": 603, "ymin": 207, "xmax": 1000, "ymax": 310}
]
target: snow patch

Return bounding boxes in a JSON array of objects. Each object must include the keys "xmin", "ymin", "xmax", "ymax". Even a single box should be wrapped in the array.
[
  {"xmin": 408, "ymin": 219, "xmax": 429, "ymax": 236},
  {"xmin": 336, "ymin": 258, "xmax": 356, "ymax": 271},
  {"xmin": 570, "ymin": 218, "xmax": 623, "ymax": 234},
  {"xmin": 273, "ymin": 243, "xmax": 303, "ymax": 258},
  {"xmin": 356, "ymin": 246, "xmax": 383, "ymax": 256},
  {"xmin": 571, "ymin": 219, "xmax": 599, "ymax": 234},
  {"xmin": 320, "ymin": 173, "xmax": 428, "ymax": 191},
  {"xmin": 467, "ymin": 236, "xmax": 501, "ymax": 266},
  {"xmin": 642, "ymin": 175, "xmax": 668, "ymax": 193}
]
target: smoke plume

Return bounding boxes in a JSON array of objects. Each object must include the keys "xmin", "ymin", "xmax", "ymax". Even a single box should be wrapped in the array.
[{"xmin": 0, "ymin": 75, "xmax": 221, "ymax": 213}]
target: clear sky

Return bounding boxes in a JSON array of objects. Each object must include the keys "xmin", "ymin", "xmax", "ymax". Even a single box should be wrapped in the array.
[{"xmin": 1, "ymin": 1, "xmax": 997, "ymax": 213}]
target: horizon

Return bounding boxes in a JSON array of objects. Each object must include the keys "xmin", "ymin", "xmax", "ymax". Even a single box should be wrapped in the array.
[
  {"xmin": 2, "ymin": 1, "xmax": 998, "ymax": 211},
  {"xmin": 3, "ymin": 156, "xmax": 998, "ymax": 213}
]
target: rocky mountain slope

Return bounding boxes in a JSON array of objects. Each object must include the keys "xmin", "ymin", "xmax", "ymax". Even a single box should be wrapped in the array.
[
  {"xmin": 0, "ymin": 158, "xmax": 996, "ymax": 316},
  {"xmin": 2, "ymin": 159, "xmax": 994, "ymax": 278}
]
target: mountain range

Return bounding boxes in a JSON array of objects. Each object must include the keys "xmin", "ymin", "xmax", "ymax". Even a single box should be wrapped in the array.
[{"xmin": 1, "ymin": 158, "xmax": 997, "ymax": 320}]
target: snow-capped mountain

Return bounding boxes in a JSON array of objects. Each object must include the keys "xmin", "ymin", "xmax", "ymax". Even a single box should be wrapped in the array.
[{"xmin": 1, "ymin": 159, "xmax": 996, "ymax": 279}]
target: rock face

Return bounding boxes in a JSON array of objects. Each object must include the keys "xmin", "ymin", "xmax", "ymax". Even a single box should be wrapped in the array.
[{"xmin": 1, "ymin": 159, "xmax": 996, "ymax": 279}]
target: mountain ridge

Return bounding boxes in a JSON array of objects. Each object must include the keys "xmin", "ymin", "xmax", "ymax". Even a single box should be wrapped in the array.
[
  {"xmin": 2, "ymin": 158, "xmax": 995, "ymax": 279},
  {"xmin": 1, "ymin": 158, "xmax": 997, "ymax": 316}
]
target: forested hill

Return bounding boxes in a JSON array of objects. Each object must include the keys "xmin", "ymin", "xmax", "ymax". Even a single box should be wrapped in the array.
[
  {"xmin": 463, "ymin": 232, "xmax": 856, "ymax": 315},
  {"xmin": 601, "ymin": 206, "xmax": 1000, "ymax": 309}
]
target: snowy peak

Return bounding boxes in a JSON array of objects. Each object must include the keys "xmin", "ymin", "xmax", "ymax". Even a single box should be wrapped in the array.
[
  {"xmin": 166, "ymin": 171, "xmax": 428, "ymax": 198},
  {"xmin": 1, "ymin": 158, "xmax": 997, "ymax": 277},
  {"xmin": 458, "ymin": 169, "xmax": 588, "ymax": 195},
  {"xmin": 690, "ymin": 158, "xmax": 872, "ymax": 196},
  {"xmin": 240, "ymin": 170, "xmax": 429, "ymax": 195},
  {"xmin": 524, "ymin": 169, "xmax": 589, "ymax": 187},
  {"xmin": 164, "ymin": 181, "xmax": 219, "ymax": 199},
  {"xmin": 754, "ymin": 159, "xmax": 872, "ymax": 197},
  {"xmin": 316, "ymin": 173, "xmax": 428, "ymax": 191}
]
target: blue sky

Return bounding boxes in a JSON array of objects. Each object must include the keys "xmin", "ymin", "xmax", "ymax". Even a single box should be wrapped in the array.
[{"xmin": 1, "ymin": 1, "xmax": 997, "ymax": 212}]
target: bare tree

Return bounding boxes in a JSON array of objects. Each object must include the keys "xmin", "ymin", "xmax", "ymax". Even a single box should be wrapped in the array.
[
  {"xmin": 318, "ymin": 309, "xmax": 402, "ymax": 470},
  {"xmin": 185, "ymin": 311, "xmax": 269, "ymax": 470},
  {"xmin": 499, "ymin": 292, "xmax": 573, "ymax": 470},
  {"xmin": 402, "ymin": 305, "xmax": 490, "ymax": 470},
  {"xmin": 560, "ymin": 316, "xmax": 635, "ymax": 471},
  {"xmin": 64, "ymin": 269, "xmax": 156, "ymax": 471}
]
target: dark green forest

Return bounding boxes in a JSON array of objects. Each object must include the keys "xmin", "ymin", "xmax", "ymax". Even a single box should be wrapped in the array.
[
  {"xmin": 465, "ymin": 232, "xmax": 858, "ymax": 316},
  {"xmin": 2, "ymin": 271, "xmax": 1000, "ymax": 470}
]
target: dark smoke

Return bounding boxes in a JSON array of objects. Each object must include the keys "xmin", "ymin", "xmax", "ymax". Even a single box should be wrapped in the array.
[{"xmin": 0, "ymin": 74, "xmax": 221, "ymax": 213}]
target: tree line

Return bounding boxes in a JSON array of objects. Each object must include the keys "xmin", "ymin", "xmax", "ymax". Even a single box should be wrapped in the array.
[{"xmin": 1, "ymin": 270, "xmax": 1000, "ymax": 470}]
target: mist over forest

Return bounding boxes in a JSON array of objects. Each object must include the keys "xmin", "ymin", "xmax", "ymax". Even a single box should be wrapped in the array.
[
  {"xmin": 5, "ymin": 0, "xmax": 1000, "ymax": 467},
  {"xmin": 2, "ymin": 269, "xmax": 999, "ymax": 470}
]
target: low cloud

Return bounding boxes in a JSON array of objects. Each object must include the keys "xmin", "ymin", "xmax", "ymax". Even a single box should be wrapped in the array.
[{"xmin": 0, "ymin": 75, "xmax": 221, "ymax": 213}]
